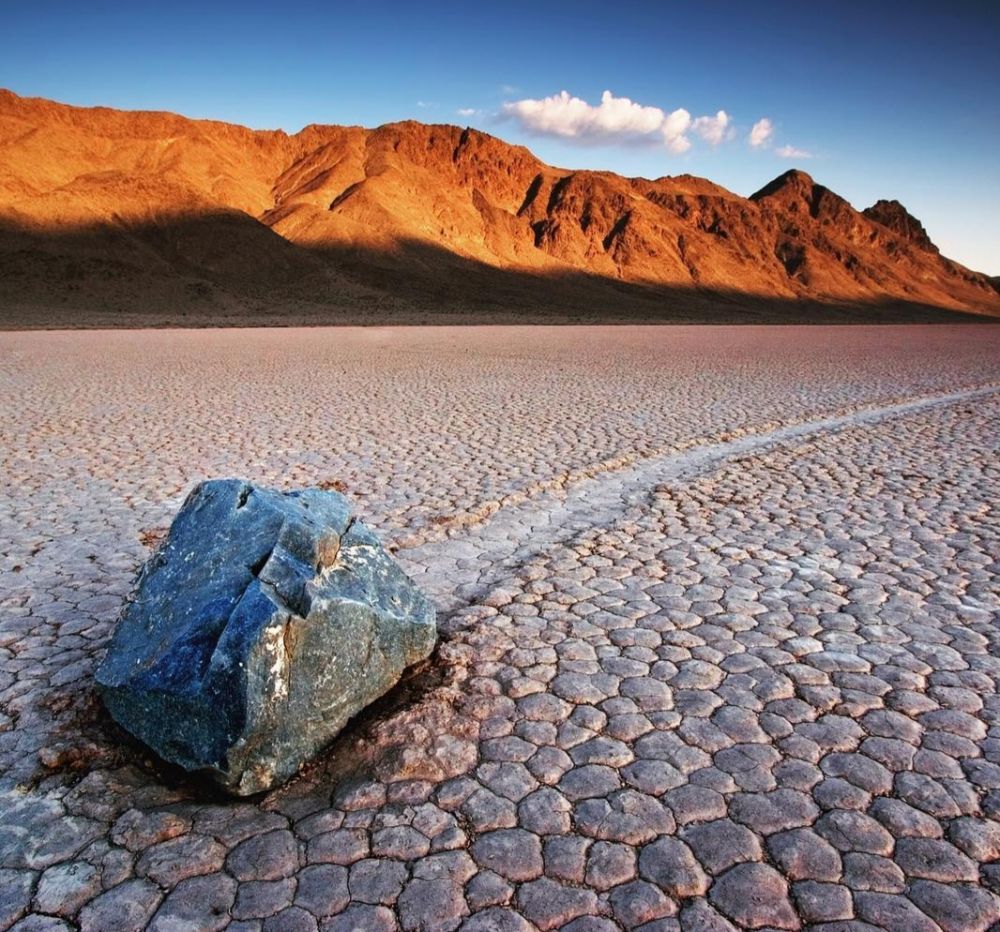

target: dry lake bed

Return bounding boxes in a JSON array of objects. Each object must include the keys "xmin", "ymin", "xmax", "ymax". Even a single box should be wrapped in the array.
[{"xmin": 1, "ymin": 324, "xmax": 999, "ymax": 932}]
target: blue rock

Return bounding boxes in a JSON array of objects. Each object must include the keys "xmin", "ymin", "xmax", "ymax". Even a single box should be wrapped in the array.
[{"xmin": 96, "ymin": 479, "xmax": 436, "ymax": 794}]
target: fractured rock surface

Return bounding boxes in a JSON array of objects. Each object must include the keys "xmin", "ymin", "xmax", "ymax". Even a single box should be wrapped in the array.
[{"xmin": 96, "ymin": 479, "xmax": 437, "ymax": 794}]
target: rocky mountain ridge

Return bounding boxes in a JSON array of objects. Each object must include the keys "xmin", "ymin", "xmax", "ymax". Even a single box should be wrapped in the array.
[{"xmin": 1, "ymin": 89, "xmax": 997, "ymax": 325}]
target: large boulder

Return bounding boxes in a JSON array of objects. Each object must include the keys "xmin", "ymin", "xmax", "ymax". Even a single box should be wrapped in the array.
[{"xmin": 96, "ymin": 479, "xmax": 437, "ymax": 794}]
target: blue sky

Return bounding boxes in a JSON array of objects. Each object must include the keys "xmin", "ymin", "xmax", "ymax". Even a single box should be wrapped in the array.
[{"xmin": 4, "ymin": 0, "xmax": 999, "ymax": 272}]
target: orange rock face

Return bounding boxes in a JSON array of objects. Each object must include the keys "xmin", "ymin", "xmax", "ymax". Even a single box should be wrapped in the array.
[{"xmin": 1, "ymin": 89, "xmax": 997, "ymax": 323}]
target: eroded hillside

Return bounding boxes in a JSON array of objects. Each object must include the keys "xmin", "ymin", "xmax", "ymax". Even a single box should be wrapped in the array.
[{"xmin": 1, "ymin": 89, "xmax": 997, "ymax": 325}]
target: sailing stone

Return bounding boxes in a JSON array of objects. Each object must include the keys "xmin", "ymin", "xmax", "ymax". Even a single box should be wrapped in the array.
[{"xmin": 96, "ymin": 479, "xmax": 437, "ymax": 794}]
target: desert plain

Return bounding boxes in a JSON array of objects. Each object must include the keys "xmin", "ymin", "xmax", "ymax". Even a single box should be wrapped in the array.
[{"xmin": 1, "ymin": 323, "xmax": 999, "ymax": 931}]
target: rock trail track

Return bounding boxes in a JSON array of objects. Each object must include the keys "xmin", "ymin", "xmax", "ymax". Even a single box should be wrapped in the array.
[
  {"xmin": 400, "ymin": 384, "xmax": 1000, "ymax": 611},
  {"xmin": 1, "ymin": 325, "xmax": 999, "ymax": 932}
]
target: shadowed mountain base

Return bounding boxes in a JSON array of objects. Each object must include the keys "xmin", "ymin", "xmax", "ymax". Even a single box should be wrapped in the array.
[{"xmin": 0, "ymin": 218, "xmax": 992, "ymax": 328}]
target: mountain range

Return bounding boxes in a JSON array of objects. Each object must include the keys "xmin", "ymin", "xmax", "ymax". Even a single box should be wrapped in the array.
[{"xmin": 1, "ymin": 89, "xmax": 997, "ymax": 326}]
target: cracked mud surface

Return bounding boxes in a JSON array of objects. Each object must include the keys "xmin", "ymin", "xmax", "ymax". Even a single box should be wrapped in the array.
[{"xmin": 1, "ymin": 324, "xmax": 999, "ymax": 931}]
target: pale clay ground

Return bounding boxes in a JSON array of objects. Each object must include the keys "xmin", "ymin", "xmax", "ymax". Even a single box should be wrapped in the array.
[{"xmin": 1, "ymin": 325, "xmax": 999, "ymax": 932}]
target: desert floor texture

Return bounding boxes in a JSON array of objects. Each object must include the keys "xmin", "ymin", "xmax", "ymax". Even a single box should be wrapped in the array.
[{"xmin": 1, "ymin": 323, "xmax": 999, "ymax": 932}]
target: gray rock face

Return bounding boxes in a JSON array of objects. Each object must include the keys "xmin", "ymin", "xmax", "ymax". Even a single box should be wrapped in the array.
[{"xmin": 96, "ymin": 479, "xmax": 436, "ymax": 794}]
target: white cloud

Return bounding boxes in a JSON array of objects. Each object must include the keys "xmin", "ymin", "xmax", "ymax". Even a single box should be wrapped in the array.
[
  {"xmin": 457, "ymin": 108, "xmax": 479, "ymax": 117},
  {"xmin": 692, "ymin": 110, "xmax": 733, "ymax": 145},
  {"xmin": 749, "ymin": 117, "xmax": 773, "ymax": 148},
  {"xmin": 502, "ymin": 89, "xmax": 718, "ymax": 154},
  {"xmin": 662, "ymin": 108, "xmax": 693, "ymax": 153},
  {"xmin": 776, "ymin": 144, "xmax": 812, "ymax": 159},
  {"xmin": 503, "ymin": 90, "xmax": 664, "ymax": 139}
]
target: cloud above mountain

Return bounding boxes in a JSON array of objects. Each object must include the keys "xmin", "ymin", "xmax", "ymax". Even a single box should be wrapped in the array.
[
  {"xmin": 501, "ymin": 90, "xmax": 737, "ymax": 155},
  {"xmin": 749, "ymin": 118, "xmax": 773, "ymax": 148},
  {"xmin": 500, "ymin": 91, "xmax": 813, "ymax": 162},
  {"xmin": 692, "ymin": 111, "xmax": 733, "ymax": 145},
  {"xmin": 776, "ymin": 144, "xmax": 812, "ymax": 159}
]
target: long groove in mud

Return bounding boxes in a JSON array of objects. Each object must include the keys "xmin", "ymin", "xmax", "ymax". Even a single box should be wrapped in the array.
[
  {"xmin": 399, "ymin": 384, "xmax": 999, "ymax": 611},
  {"xmin": 388, "ymin": 380, "xmax": 1000, "ymax": 550}
]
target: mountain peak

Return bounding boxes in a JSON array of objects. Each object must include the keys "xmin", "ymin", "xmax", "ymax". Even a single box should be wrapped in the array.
[
  {"xmin": 863, "ymin": 199, "xmax": 939, "ymax": 254},
  {"xmin": 749, "ymin": 168, "xmax": 818, "ymax": 202}
]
